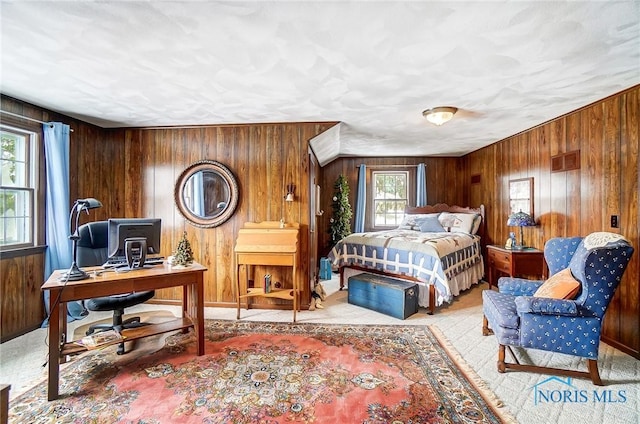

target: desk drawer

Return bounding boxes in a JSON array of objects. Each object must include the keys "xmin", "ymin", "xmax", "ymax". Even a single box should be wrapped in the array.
[{"xmin": 488, "ymin": 249, "xmax": 511, "ymax": 274}]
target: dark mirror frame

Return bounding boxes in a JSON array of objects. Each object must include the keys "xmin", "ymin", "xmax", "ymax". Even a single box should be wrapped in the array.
[{"xmin": 174, "ymin": 160, "xmax": 240, "ymax": 228}]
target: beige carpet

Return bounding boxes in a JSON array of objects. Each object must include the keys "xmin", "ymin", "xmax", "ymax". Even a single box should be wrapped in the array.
[{"xmin": 428, "ymin": 295, "xmax": 640, "ymax": 424}]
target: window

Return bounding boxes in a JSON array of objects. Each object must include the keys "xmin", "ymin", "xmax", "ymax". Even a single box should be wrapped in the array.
[
  {"xmin": 1, "ymin": 126, "xmax": 37, "ymax": 250},
  {"xmin": 372, "ymin": 171, "xmax": 409, "ymax": 228}
]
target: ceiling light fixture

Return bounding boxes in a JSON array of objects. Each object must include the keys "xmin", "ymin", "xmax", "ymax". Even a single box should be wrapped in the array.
[{"xmin": 422, "ymin": 106, "xmax": 458, "ymax": 126}]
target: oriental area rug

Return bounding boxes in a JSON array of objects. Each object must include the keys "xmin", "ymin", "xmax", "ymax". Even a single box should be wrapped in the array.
[{"xmin": 9, "ymin": 320, "xmax": 514, "ymax": 423}]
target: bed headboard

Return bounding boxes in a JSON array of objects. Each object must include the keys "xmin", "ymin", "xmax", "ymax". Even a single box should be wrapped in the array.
[{"xmin": 404, "ymin": 203, "xmax": 486, "ymax": 240}]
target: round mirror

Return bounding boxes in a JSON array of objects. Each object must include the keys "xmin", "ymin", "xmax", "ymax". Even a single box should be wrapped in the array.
[{"xmin": 174, "ymin": 160, "xmax": 239, "ymax": 228}]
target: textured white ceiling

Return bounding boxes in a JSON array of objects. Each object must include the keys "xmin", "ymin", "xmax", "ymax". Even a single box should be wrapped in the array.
[{"xmin": 1, "ymin": 1, "xmax": 638, "ymax": 165}]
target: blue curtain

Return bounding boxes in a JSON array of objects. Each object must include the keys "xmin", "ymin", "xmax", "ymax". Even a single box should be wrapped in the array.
[
  {"xmin": 42, "ymin": 122, "xmax": 87, "ymax": 325},
  {"xmin": 416, "ymin": 163, "xmax": 427, "ymax": 207},
  {"xmin": 354, "ymin": 164, "xmax": 366, "ymax": 233},
  {"xmin": 44, "ymin": 123, "xmax": 71, "ymax": 278}
]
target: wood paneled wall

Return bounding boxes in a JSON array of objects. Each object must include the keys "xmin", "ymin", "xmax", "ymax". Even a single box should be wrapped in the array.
[
  {"xmin": 72, "ymin": 123, "xmax": 336, "ymax": 308},
  {"xmin": 318, "ymin": 156, "xmax": 466, "ymax": 256},
  {"xmin": 463, "ymin": 85, "xmax": 640, "ymax": 358},
  {"xmin": 0, "ymin": 252, "xmax": 45, "ymax": 342}
]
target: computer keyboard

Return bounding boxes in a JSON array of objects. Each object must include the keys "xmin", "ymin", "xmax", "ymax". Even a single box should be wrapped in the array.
[
  {"xmin": 144, "ymin": 257, "xmax": 164, "ymax": 266},
  {"xmin": 102, "ymin": 256, "xmax": 164, "ymax": 269}
]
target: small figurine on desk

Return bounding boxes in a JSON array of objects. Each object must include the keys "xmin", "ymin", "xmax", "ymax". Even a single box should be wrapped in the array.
[
  {"xmin": 505, "ymin": 232, "xmax": 516, "ymax": 249},
  {"xmin": 264, "ymin": 274, "xmax": 272, "ymax": 293}
]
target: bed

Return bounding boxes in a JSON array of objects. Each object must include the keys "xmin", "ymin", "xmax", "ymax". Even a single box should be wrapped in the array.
[{"xmin": 327, "ymin": 204, "xmax": 486, "ymax": 314}]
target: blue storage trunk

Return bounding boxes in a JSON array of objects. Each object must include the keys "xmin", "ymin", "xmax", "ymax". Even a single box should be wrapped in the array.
[
  {"xmin": 348, "ymin": 273, "xmax": 419, "ymax": 319},
  {"xmin": 319, "ymin": 257, "xmax": 332, "ymax": 280}
]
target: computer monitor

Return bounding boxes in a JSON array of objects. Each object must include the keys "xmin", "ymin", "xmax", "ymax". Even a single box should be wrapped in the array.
[{"xmin": 107, "ymin": 218, "xmax": 162, "ymax": 259}]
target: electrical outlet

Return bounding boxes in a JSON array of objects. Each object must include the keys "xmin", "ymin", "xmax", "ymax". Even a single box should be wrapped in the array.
[{"xmin": 611, "ymin": 215, "xmax": 619, "ymax": 228}]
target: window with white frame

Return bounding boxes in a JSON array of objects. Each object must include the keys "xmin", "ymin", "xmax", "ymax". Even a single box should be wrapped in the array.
[
  {"xmin": 1, "ymin": 126, "xmax": 37, "ymax": 249},
  {"xmin": 372, "ymin": 171, "xmax": 409, "ymax": 228}
]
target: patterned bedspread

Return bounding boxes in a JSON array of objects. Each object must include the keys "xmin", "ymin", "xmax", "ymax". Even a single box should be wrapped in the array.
[{"xmin": 327, "ymin": 229, "xmax": 484, "ymax": 307}]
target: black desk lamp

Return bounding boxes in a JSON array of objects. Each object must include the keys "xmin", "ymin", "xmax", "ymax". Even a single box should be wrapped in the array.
[{"xmin": 59, "ymin": 198, "xmax": 103, "ymax": 281}]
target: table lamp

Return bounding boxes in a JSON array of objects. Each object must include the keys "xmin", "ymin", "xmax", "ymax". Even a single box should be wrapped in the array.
[
  {"xmin": 59, "ymin": 197, "xmax": 103, "ymax": 281},
  {"xmin": 506, "ymin": 210, "xmax": 536, "ymax": 249}
]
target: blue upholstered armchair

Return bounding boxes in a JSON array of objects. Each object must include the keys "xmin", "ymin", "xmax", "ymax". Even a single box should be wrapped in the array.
[{"xmin": 482, "ymin": 232, "xmax": 634, "ymax": 385}]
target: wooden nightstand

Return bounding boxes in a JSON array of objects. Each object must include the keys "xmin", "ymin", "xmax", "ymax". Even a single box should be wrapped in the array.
[{"xmin": 486, "ymin": 245, "xmax": 547, "ymax": 289}]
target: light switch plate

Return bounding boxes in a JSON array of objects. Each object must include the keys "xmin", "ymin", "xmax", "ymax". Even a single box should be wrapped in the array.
[{"xmin": 611, "ymin": 215, "xmax": 619, "ymax": 228}]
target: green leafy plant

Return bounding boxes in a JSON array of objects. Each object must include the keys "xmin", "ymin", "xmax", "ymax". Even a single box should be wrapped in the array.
[{"xmin": 328, "ymin": 174, "xmax": 353, "ymax": 247}]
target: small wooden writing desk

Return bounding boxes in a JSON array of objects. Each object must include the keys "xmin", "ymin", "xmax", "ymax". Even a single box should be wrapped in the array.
[
  {"xmin": 235, "ymin": 222, "xmax": 299, "ymax": 322},
  {"xmin": 41, "ymin": 262, "xmax": 207, "ymax": 401}
]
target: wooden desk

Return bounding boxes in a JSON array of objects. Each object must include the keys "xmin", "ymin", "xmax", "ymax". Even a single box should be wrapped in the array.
[
  {"xmin": 235, "ymin": 223, "xmax": 299, "ymax": 322},
  {"xmin": 0, "ymin": 384, "xmax": 9, "ymax": 424},
  {"xmin": 486, "ymin": 245, "xmax": 546, "ymax": 289},
  {"xmin": 41, "ymin": 262, "xmax": 207, "ymax": 401}
]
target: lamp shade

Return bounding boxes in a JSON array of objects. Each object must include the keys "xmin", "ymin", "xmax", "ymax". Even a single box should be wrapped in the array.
[
  {"xmin": 75, "ymin": 197, "xmax": 102, "ymax": 212},
  {"xmin": 506, "ymin": 210, "xmax": 535, "ymax": 227},
  {"xmin": 506, "ymin": 210, "xmax": 535, "ymax": 249}
]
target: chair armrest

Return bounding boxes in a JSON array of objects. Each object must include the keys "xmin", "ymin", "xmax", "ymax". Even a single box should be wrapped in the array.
[
  {"xmin": 498, "ymin": 277, "xmax": 544, "ymax": 296},
  {"xmin": 515, "ymin": 296, "xmax": 578, "ymax": 316}
]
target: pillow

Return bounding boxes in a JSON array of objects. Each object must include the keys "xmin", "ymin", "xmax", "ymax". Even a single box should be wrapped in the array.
[
  {"xmin": 533, "ymin": 268, "xmax": 581, "ymax": 300},
  {"xmin": 438, "ymin": 212, "xmax": 480, "ymax": 234},
  {"xmin": 470, "ymin": 214, "xmax": 482, "ymax": 234},
  {"xmin": 397, "ymin": 213, "xmax": 440, "ymax": 231},
  {"xmin": 417, "ymin": 216, "xmax": 446, "ymax": 233}
]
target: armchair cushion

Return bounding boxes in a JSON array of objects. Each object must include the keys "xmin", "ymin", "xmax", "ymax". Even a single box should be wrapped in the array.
[
  {"xmin": 498, "ymin": 277, "xmax": 543, "ymax": 296},
  {"xmin": 533, "ymin": 268, "xmax": 580, "ymax": 299},
  {"xmin": 483, "ymin": 291, "xmax": 520, "ymax": 329},
  {"xmin": 515, "ymin": 296, "xmax": 578, "ymax": 316}
]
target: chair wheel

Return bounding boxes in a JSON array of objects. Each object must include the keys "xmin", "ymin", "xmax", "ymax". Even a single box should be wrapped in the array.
[{"xmin": 116, "ymin": 343, "xmax": 125, "ymax": 355}]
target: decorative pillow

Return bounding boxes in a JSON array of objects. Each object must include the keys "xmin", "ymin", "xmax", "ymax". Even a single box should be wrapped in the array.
[
  {"xmin": 438, "ymin": 212, "xmax": 480, "ymax": 234},
  {"xmin": 417, "ymin": 216, "xmax": 446, "ymax": 233},
  {"xmin": 397, "ymin": 213, "xmax": 440, "ymax": 231},
  {"xmin": 470, "ymin": 214, "xmax": 482, "ymax": 234},
  {"xmin": 533, "ymin": 268, "xmax": 581, "ymax": 300}
]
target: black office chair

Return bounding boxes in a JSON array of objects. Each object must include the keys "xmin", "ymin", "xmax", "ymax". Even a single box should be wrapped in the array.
[{"xmin": 77, "ymin": 221, "xmax": 155, "ymax": 355}]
